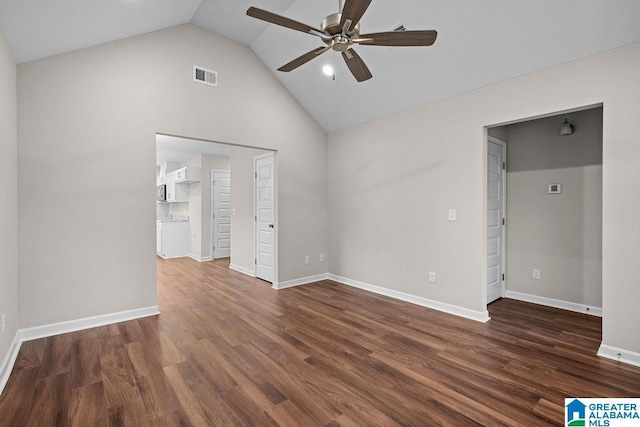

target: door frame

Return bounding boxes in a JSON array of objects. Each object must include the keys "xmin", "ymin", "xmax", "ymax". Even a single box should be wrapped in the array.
[
  {"xmin": 211, "ymin": 168, "xmax": 230, "ymax": 260},
  {"xmin": 254, "ymin": 152, "xmax": 277, "ymax": 283},
  {"xmin": 487, "ymin": 136, "xmax": 507, "ymax": 305}
]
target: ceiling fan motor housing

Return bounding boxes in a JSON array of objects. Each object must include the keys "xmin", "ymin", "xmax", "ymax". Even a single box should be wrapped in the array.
[{"xmin": 321, "ymin": 13, "xmax": 360, "ymax": 52}]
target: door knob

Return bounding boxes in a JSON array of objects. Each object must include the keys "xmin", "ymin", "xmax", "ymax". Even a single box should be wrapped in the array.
[{"xmin": 269, "ymin": 224, "xmax": 274, "ymax": 228}]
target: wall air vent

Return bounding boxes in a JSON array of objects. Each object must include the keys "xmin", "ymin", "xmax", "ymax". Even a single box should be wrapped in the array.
[
  {"xmin": 392, "ymin": 24, "xmax": 406, "ymax": 32},
  {"xmin": 193, "ymin": 65, "xmax": 218, "ymax": 87}
]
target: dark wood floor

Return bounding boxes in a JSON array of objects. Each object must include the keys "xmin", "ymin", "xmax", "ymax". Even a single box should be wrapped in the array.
[{"xmin": 1, "ymin": 257, "xmax": 639, "ymax": 426}]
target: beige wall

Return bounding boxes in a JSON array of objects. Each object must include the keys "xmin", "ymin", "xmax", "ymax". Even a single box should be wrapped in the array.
[
  {"xmin": 505, "ymin": 108, "xmax": 603, "ymax": 307},
  {"xmin": 230, "ymin": 146, "xmax": 271, "ymax": 273},
  {"xmin": 17, "ymin": 24, "xmax": 328, "ymax": 328},
  {"xmin": 328, "ymin": 42, "xmax": 640, "ymax": 354},
  {"xmin": 0, "ymin": 30, "xmax": 18, "ymax": 371},
  {"xmin": 488, "ymin": 126, "xmax": 507, "ymax": 141}
]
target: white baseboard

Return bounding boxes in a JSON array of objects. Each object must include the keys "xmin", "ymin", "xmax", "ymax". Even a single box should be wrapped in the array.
[
  {"xmin": 188, "ymin": 253, "xmax": 213, "ymax": 262},
  {"xmin": 229, "ymin": 263, "xmax": 255, "ymax": 277},
  {"xmin": 0, "ymin": 332, "xmax": 22, "ymax": 396},
  {"xmin": 328, "ymin": 274, "xmax": 490, "ymax": 323},
  {"xmin": 0, "ymin": 305, "xmax": 160, "ymax": 397},
  {"xmin": 157, "ymin": 253, "xmax": 186, "ymax": 260},
  {"xmin": 272, "ymin": 273, "xmax": 490, "ymax": 323},
  {"xmin": 598, "ymin": 344, "xmax": 640, "ymax": 368},
  {"xmin": 273, "ymin": 273, "xmax": 330, "ymax": 290},
  {"xmin": 505, "ymin": 290, "xmax": 602, "ymax": 317},
  {"xmin": 19, "ymin": 306, "xmax": 160, "ymax": 342}
]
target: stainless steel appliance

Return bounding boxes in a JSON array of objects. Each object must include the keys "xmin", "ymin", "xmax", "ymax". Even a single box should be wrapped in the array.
[{"xmin": 157, "ymin": 184, "xmax": 166, "ymax": 202}]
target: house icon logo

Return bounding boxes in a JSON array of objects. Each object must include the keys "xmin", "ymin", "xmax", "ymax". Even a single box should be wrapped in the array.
[{"xmin": 566, "ymin": 399, "xmax": 587, "ymax": 426}]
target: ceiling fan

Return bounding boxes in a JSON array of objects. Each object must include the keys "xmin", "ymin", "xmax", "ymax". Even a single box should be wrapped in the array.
[{"xmin": 246, "ymin": 0, "xmax": 437, "ymax": 82}]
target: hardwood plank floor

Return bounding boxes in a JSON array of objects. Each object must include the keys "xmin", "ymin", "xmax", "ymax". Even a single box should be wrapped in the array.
[{"xmin": 1, "ymin": 257, "xmax": 639, "ymax": 426}]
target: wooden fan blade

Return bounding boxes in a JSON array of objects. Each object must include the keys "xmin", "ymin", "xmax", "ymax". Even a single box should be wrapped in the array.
[
  {"xmin": 339, "ymin": 0, "xmax": 372, "ymax": 32},
  {"xmin": 247, "ymin": 7, "xmax": 325, "ymax": 36},
  {"xmin": 357, "ymin": 30, "xmax": 438, "ymax": 46},
  {"xmin": 341, "ymin": 49, "xmax": 372, "ymax": 82},
  {"xmin": 278, "ymin": 46, "xmax": 330, "ymax": 72}
]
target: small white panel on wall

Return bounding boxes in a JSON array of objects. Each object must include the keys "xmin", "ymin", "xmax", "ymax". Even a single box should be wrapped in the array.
[{"xmin": 548, "ymin": 184, "xmax": 562, "ymax": 194}]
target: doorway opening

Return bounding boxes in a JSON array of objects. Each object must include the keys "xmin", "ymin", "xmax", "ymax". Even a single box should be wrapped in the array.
[
  {"xmin": 485, "ymin": 105, "xmax": 603, "ymax": 316},
  {"xmin": 156, "ymin": 133, "xmax": 277, "ymax": 284}
]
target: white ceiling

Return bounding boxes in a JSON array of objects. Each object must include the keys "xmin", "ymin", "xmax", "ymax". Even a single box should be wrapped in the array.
[{"xmin": 2, "ymin": 0, "xmax": 640, "ymax": 132}]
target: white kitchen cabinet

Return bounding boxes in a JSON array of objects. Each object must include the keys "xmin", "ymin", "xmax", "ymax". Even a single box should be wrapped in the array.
[
  {"xmin": 157, "ymin": 162, "xmax": 178, "ymax": 185},
  {"xmin": 165, "ymin": 171, "xmax": 188, "ymax": 203},
  {"xmin": 174, "ymin": 167, "xmax": 201, "ymax": 184},
  {"xmin": 156, "ymin": 221, "xmax": 189, "ymax": 259}
]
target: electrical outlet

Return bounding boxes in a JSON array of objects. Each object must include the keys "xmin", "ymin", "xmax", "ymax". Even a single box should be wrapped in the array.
[
  {"xmin": 429, "ymin": 272, "xmax": 436, "ymax": 284},
  {"xmin": 533, "ymin": 269, "xmax": 541, "ymax": 280},
  {"xmin": 305, "ymin": 255, "xmax": 310, "ymax": 265},
  {"xmin": 320, "ymin": 253, "xmax": 325, "ymax": 262},
  {"xmin": 1, "ymin": 314, "xmax": 5, "ymax": 334},
  {"xmin": 192, "ymin": 232, "xmax": 196, "ymax": 241}
]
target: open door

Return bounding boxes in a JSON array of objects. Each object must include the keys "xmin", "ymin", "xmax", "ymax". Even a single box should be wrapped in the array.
[
  {"xmin": 487, "ymin": 137, "xmax": 506, "ymax": 304},
  {"xmin": 255, "ymin": 153, "xmax": 275, "ymax": 282}
]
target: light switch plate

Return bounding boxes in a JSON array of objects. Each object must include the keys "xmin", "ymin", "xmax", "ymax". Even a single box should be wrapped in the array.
[{"xmin": 448, "ymin": 209, "xmax": 457, "ymax": 221}]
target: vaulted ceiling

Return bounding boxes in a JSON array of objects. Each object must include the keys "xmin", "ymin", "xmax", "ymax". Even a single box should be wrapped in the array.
[{"xmin": 1, "ymin": 0, "xmax": 639, "ymax": 131}]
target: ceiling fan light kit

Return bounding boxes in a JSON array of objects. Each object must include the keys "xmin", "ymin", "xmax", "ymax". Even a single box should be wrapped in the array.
[{"xmin": 246, "ymin": 0, "xmax": 437, "ymax": 82}]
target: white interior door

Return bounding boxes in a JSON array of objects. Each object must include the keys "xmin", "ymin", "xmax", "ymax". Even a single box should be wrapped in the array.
[
  {"xmin": 212, "ymin": 171, "xmax": 231, "ymax": 259},
  {"xmin": 487, "ymin": 137, "xmax": 506, "ymax": 304},
  {"xmin": 255, "ymin": 154, "xmax": 275, "ymax": 283}
]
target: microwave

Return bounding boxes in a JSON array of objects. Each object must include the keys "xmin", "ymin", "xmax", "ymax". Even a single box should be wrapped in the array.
[{"xmin": 157, "ymin": 184, "xmax": 166, "ymax": 202}]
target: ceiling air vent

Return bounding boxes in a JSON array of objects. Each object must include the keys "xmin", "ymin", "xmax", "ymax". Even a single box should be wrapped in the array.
[
  {"xmin": 193, "ymin": 65, "xmax": 218, "ymax": 87},
  {"xmin": 386, "ymin": 23, "xmax": 406, "ymax": 50}
]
